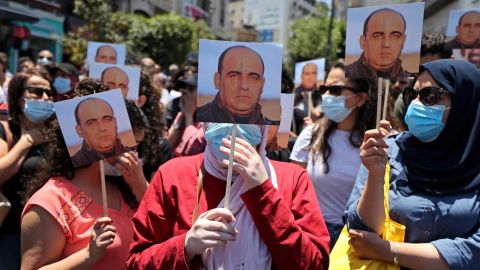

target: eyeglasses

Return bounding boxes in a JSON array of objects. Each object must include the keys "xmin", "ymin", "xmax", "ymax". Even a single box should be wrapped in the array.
[
  {"xmin": 319, "ymin": 85, "xmax": 357, "ymax": 96},
  {"xmin": 403, "ymin": 87, "xmax": 450, "ymax": 106},
  {"xmin": 24, "ymin": 86, "xmax": 53, "ymax": 97}
]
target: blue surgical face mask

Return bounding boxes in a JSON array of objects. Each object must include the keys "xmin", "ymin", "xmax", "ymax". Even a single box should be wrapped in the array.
[
  {"xmin": 22, "ymin": 98, "xmax": 55, "ymax": 123},
  {"xmin": 205, "ymin": 123, "xmax": 262, "ymax": 162},
  {"xmin": 53, "ymin": 77, "xmax": 72, "ymax": 94},
  {"xmin": 321, "ymin": 95, "xmax": 354, "ymax": 123},
  {"xmin": 405, "ymin": 100, "xmax": 447, "ymax": 142}
]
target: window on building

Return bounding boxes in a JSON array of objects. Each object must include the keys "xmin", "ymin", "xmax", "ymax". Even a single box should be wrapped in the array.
[{"xmin": 259, "ymin": 30, "xmax": 274, "ymax": 42}]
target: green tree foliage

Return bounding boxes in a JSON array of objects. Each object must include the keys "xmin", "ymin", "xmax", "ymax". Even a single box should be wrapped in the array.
[
  {"xmin": 63, "ymin": 0, "xmax": 216, "ymax": 67},
  {"xmin": 191, "ymin": 19, "xmax": 217, "ymax": 53},
  {"xmin": 62, "ymin": 0, "xmax": 120, "ymax": 65},
  {"xmin": 127, "ymin": 14, "xmax": 195, "ymax": 67},
  {"xmin": 287, "ymin": 4, "xmax": 345, "ymax": 70}
]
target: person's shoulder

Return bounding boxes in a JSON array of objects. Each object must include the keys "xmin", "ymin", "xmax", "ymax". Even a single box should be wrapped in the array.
[
  {"xmin": 385, "ymin": 133, "xmax": 403, "ymax": 159},
  {"xmin": 444, "ymin": 37, "xmax": 459, "ymax": 50},
  {"xmin": 345, "ymin": 58, "xmax": 360, "ymax": 69},
  {"xmin": 195, "ymin": 101, "xmax": 215, "ymax": 121},
  {"xmin": 158, "ymin": 153, "xmax": 203, "ymax": 174},
  {"xmin": 70, "ymin": 147, "xmax": 89, "ymax": 167},
  {"xmin": 25, "ymin": 177, "xmax": 73, "ymax": 209},
  {"xmin": 270, "ymin": 159, "xmax": 306, "ymax": 178}
]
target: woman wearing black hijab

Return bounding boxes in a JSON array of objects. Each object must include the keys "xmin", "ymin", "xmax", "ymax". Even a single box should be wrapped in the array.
[{"xmin": 341, "ymin": 59, "xmax": 480, "ymax": 269}]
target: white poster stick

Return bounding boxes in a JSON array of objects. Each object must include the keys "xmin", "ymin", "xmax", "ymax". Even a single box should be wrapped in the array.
[
  {"xmin": 376, "ymin": 78, "xmax": 383, "ymax": 129},
  {"xmin": 99, "ymin": 160, "xmax": 108, "ymax": 217},
  {"xmin": 224, "ymin": 123, "xmax": 237, "ymax": 210},
  {"xmin": 307, "ymin": 91, "xmax": 313, "ymax": 119},
  {"xmin": 382, "ymin": 79, "xmax": 390, "ymax": 121}
]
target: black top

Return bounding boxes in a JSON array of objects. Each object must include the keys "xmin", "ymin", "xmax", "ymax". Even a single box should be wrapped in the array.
[{"xmin": 0, "ymin": 121, "xmax": 45, "ymax": 234}]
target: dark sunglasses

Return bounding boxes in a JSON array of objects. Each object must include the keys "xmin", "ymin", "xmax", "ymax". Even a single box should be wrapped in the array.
[
  {"xmin": 403, "ymin": 87, "xmax": 449, "ymax": 106},
  {"xmin": 24, "ymin": 86, "xmax": 53, "ymax": 97},
  {"xmin": 39, "ymin": 56, "xmax": 53, "ymax": 61},
  {"xmin": 319, "ymin": 85, "xmax": 357, "ymax": 95}
]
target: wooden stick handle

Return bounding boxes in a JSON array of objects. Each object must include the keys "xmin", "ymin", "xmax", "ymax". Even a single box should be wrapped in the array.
[
  {"xmin": 99, "ymin": 160, "xmax": 108, "ymax": 217},
  {"xmin": 307, "ymin": 91, "xmax": 312, "ymax": 119},
  {"xmin": 382, "ymin": 80, "xmax": 390, "ymax": 121},
  {"xmin": 224, "ymin": 123, "xmax": 237, "ymax": 210},
  {"xmin": 376, "ymin": 78, "xmax": 383, "ymax": 129}
]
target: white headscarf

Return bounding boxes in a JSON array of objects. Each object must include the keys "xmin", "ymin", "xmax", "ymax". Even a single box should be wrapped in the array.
[{"xmin": 202, "ymin": 124, "xmax": 277, "ymax": 270}]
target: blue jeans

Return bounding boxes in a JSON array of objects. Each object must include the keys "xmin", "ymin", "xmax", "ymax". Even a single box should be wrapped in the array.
[{"xmin": 326, "ymin": 222, "xmax": 344, "ymax": 251}]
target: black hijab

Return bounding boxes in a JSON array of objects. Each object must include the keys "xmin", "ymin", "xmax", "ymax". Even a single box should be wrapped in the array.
[{"xmin": 396, "ymin": 59, "xmax": 480, "ymax": 194}]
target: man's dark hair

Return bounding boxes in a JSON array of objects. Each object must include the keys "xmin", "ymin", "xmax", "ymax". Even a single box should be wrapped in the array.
[
  {"xmin": 74, "ymin": 97, "xmax": 114, "ymax": 125},
  {"xmin": 100, "ymin": 66, "xmax": 129, "ymax": 83},
  {"xmin": 362, "ymin": 8, "xmax": 406, "ymax": 36},
  {"xmin": 217, "ymin": 45, "xmax": 265, "ymax": 75},
  {"xmin": 95, "ymin": 45, "xmax": 117, "ymax": 57}
]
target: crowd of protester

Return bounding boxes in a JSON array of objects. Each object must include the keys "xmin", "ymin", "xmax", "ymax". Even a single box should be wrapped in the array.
[{"xmin": 0, "ymin": 29, "xmax": 479, "ymax": 270}]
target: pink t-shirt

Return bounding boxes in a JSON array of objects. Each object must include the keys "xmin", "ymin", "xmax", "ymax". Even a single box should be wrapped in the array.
[{"xmin": 22, "ymin": 177, "xmax": 135, "ymax": 269}]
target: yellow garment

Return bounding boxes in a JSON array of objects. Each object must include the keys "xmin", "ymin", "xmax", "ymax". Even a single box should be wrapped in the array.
[{"xmin": 328, "ymin": 164, "xmax": 406, "ymax": 270}]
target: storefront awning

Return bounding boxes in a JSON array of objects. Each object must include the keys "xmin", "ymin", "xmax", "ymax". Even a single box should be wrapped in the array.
[{"xmin": 0, "ymin": 6, "xmax": 40, "ymax": 23}]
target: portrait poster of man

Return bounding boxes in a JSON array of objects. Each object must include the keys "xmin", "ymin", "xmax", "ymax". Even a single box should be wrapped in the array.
[
  {"xmin": 196, "ymin": 39, "xmax": 282, "ymax": 125},
  {"xmin": 87, "ymin": 41, "xmax": 126, "ymax": 65},
  {"xmin": 294, "ymin": 58, "xmax": 325, "ymax": 92},
  {"xmin": 54, "ymin": 89, "xmax": 136, "ymax": 168},
  {"xmin": 276, "ymin": 94, "xmax": 295, "ymax": 148},
  {"xmin": 445, "ymin": 8, "xmax": 480, "ymax": 50},
  {"xmin": 344, "ymin": 2, "xmax": 424, "ymax": 81},
  {"xmin": 89, "ymin": 63, "xmax": 141, "ymax": 101}
]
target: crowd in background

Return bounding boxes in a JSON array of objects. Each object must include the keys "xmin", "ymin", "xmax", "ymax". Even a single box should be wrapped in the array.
[{"xmin": 0, "ymin": 30, "xmax": 479, "ymax": 270}]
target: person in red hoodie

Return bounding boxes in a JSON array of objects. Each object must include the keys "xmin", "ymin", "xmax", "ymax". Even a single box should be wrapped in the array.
[{"xmin": 127, "ymin": 123, "xmax": 330, "ymax": 270}]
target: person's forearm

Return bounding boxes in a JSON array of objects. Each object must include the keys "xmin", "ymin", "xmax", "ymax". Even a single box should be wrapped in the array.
[
  {"xmin": 130, "ymin": 175, "xmax": 149, "ymax": 203},
  {"xmin": 378, "ymin": 242, "xmax": 450, "ymax": 270},
  {"xmin": 0, "ymin": 137, "xmax": 32, "ymax": 185},
  {"xmin": 356, "ymin": 172, "xmax": 385, "ymax": 234},
  {"xmin": 24, "ymin": 248, "xmax": 98, "ymax": 270}
]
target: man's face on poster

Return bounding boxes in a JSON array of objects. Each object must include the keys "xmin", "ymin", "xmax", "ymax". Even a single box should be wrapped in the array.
[
  {"xmin": 301, "ymin": 63, "xmax": 318, "ymax": 89},
  {"xmin": 102, "ymin": 67, "xmax": 129, "ymax": 97},
  {"xmin": 95, "ymin": 46, "xmax": 118, "ymax": 64},
  {"xmin": 75, "ymin": 99, "xmax": 118, "ymax": 153},
  {"xmin": 456, "ymin": 11, "xmax": 480, "ymax": 46},
  {"xmin": 360, "ymin": 10, "xmax": 406, "ymax": 71},
  {"xmin": 214, "ymin": 47, "xmax": 265, "ymax": 116}
]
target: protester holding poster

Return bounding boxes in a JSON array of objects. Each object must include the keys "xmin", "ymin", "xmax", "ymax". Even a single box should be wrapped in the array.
[
  {"xmin": 344, "ymin": 60, "xmax": 480, "ymax": 269},
  {"xmin": 127, "ymin": 39, "xmax": 329, "ymax": 270},
  {"xmin": 290, "ymin": 61, "xmax": 377, "ymax": 249},
  {"xmin": 20, "ymin": 87, "xmax": 149, "ymax": 269},
  {"xmin": 127, "ymin": 123, "xmax": 330, "ymax": 270}
]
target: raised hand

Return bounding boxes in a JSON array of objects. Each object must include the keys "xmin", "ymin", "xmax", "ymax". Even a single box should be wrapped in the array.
[
  {"xmin": 220, "ymin": 137, "xmax": 268, "ymax": 190},
  {"xmin": 184, "ymin": 208, "xmax": 238, "ymax": 262}
]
